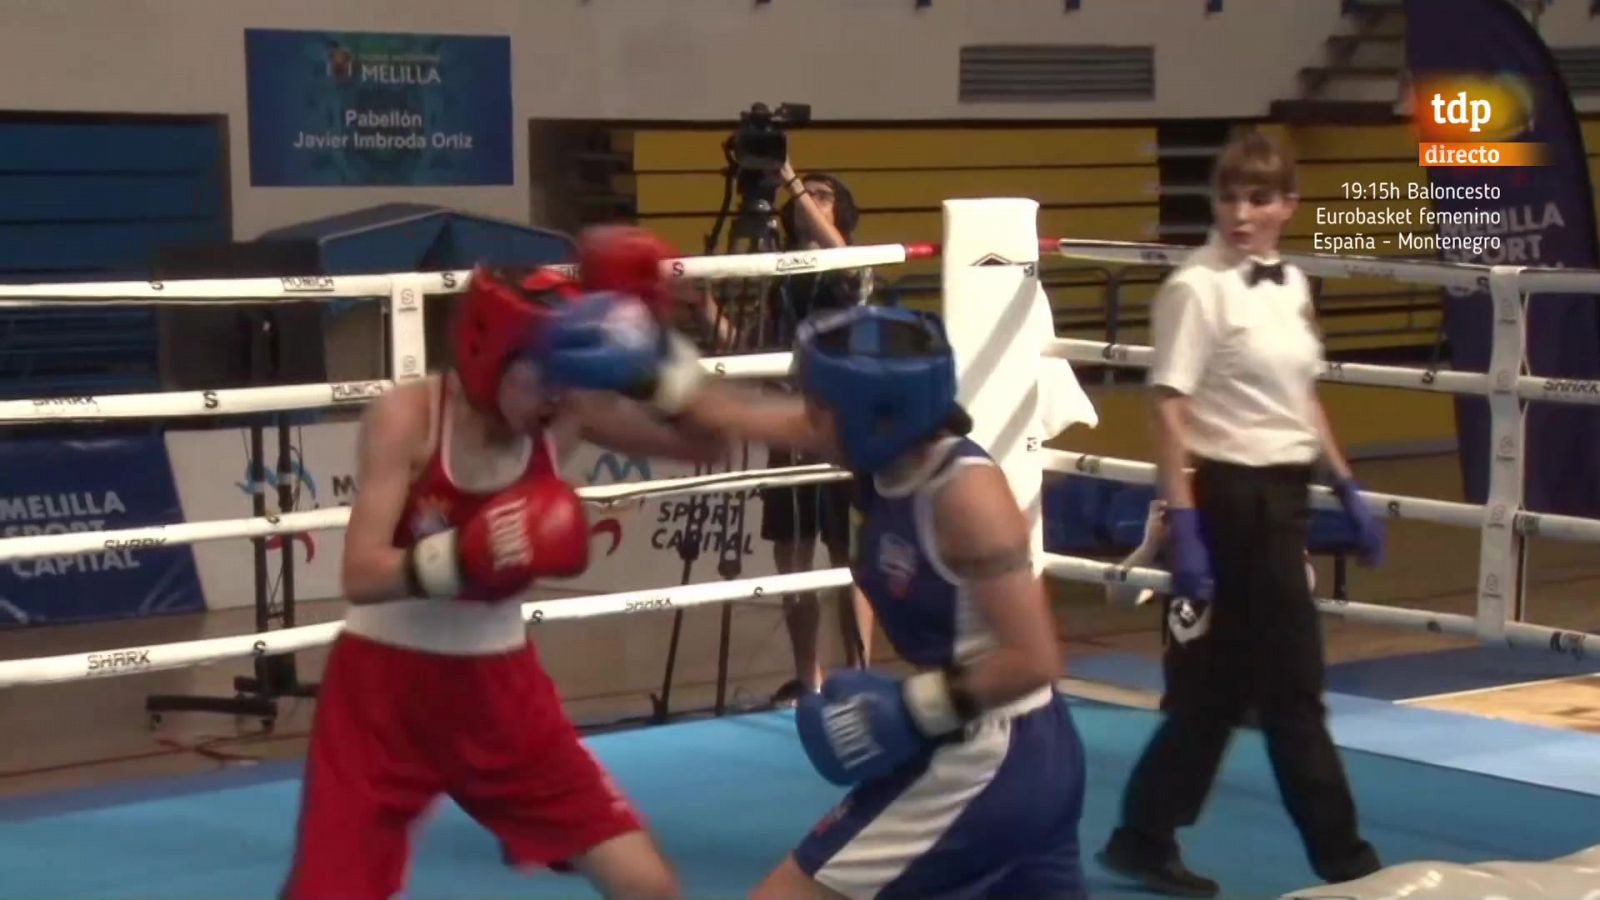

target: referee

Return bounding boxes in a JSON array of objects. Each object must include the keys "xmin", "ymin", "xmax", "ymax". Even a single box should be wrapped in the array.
[{"xmin": 1096, "ymin": 130, "xmax": 1385, "ymax": 897}]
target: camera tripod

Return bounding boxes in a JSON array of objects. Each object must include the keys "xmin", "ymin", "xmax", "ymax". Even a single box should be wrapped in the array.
[{"xmin": 649, "ymin": 161, "xmax": 866, "ymax": 724}]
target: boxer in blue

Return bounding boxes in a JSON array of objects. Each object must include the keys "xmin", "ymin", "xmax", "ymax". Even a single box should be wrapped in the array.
[{"xmin": 540, "ymin": 297, "xmax": 1086, "ymax": 899}]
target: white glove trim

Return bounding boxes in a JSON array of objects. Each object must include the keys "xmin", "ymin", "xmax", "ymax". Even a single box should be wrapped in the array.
[
  {"xmin": 903, "ymin": 670, "xmax": 965, "ymax": 737},
  {"xmin": 651, "ymin": 331, "xmax": 706, "ymax": 416},
  {"xmin": 409, "ymin": 529, "xmax": 463, "ymax": 599}
]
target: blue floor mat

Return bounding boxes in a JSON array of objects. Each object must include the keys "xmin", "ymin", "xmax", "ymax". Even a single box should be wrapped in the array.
[{"xmin": 1, "ymin": 702, "xmax": 1597, "ymax": 899}]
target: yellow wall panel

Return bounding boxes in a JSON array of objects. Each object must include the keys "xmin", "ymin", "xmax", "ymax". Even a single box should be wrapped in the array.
[
  {"xmin": 1580, "ymin": 119, "xmax": 1600, "ymax": 151},
  {"xmin": 1319, "ymin": 276, "xmax": 1443, "ymax": 299},
  {"xmin": 1321, "ymin": 294, "xmax": 1438, "ymax": 314},
  {"xmin": 1046, "ymin": 381, "xmax": 1454, "ymax": 459},
  {"xmin": 632, "ymin": 126, "xmax": 1159, "ymax": 172},
  {"xmin": 1285, "ymin": 124, "xmax": 1419, "ymax": 161},
  {"xmin": 635, "ymin": 166, "xmax": 1159, "ymax": 215},
  {"xmin": 1323, "ymin": 309, "xmax": 1440, "ymax": 335}
]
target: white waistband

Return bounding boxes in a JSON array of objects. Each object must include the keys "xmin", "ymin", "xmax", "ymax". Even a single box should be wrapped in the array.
[
  {"xmin": 343, "ymin": 598, "xmax": 528, "ymax": 655},
  {"xmin": 982, "ymin": 684, "xmax": 1056, "ymax": 722}
]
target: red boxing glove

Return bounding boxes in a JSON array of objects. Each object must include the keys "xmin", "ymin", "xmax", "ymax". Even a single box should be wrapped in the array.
[
  {"xmin": 406, "ymin": 477, "xmax": 591, "ymax": 603},
  {"xmin": 578, "ymin": 225, "xmax": 675, "ymax": 320}
]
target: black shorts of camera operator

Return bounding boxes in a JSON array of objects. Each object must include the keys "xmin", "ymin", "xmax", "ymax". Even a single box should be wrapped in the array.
[
  {"xmin": 1097, "ymin": 130, "xmax": 1385, "ymax": 898},
  {"xmin": 767, "ymin": 168, "xmax": 876, "ymax": 704},
  {"xmin": 688, "ymin": 163, "xmax": 874, "ymax": 704}
]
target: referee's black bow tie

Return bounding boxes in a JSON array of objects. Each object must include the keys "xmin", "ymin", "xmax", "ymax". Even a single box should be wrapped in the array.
[{"xmin": 1247, "ymin": 261, "xmax": 1285, "ymax": 287}]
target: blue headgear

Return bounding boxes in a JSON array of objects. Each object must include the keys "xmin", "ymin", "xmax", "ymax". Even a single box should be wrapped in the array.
[{"xmin": 793, "ymin": 305, "xmax": 958, "ymax": 474}]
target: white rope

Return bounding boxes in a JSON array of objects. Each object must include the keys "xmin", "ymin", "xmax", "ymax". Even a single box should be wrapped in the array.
[
  {"xmin": 5, "ymin": 513, "xmax": 1591, "ymax": 689},
  {"xmin": 670, "ymin": 244, "xmax": 930, "ymax": 280},
  {"xmin": 1046, "ymin": 337, "xmax": 1600, "ymax": 408},
  {"xmin": 701, "ymin": 352, "xmax": 793, "ymax": 380},
  {"xmin": 0, "ymin": 243, "xmax": 929, "ymax": 306},
  {"xmin": 0, "ymin": 567, "xmax": 853, "ymax": 688},
  {"xmin": 0, "ymin": 351, "xmax": 794, "ymax": 423},
  {"xmin": 1041, "ymin": 449, "xmax": 1488, "ymax": 531},
  {"xmin": 5, "ymin": 539, "xmax": 1572, "ymax": 688},
  {"xmin": 1044, "ymin": 338, "xmax": 1493, "ymax": 397},
  {"xmin": 0, "ymin": 380, "xmax": 394, "ymax": 423},
  {"xmin": 1051, "ymin": 237, "xmax": 1495, "ymax": 291},
  {"xmin": 1039, "ymin": 553, "xmax": 1595, "ymax": 656},
  {"xmin": 0, "ymin": 463, "xmax": 849, "ymax": 563}
]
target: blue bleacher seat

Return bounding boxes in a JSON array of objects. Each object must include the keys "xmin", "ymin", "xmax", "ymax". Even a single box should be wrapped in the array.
[
  {"xmin": 1044, "ymin": 476, "xmax": 1117, "ymax": 553},
  {"xmin": 1308, "ymin": 508, "xmax": 1361, "ymax": 553},
  {"xmin": 1105, "ymin": 484, "xmax": 1159, "ymax": 550}
]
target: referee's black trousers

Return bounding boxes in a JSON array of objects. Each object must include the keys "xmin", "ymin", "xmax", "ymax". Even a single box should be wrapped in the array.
[{"xmin": 1113, "ymin": 458, "xmax": 1378, "ymax": 882}]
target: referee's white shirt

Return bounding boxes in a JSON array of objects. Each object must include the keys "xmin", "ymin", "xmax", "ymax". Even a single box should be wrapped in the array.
[{"xmin": 1148, "ymin": 231, "xmax": 1324, "ymax": 468}]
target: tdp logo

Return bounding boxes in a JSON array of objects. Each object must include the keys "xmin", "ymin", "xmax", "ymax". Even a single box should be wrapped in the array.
[
  {"xmin": 1412, "ymin": 74, "xmax": 1543, "ymax": 167},
  {"xmin": 1430, "ymin": 91, "xmax": 1491, "ymax": 133},
  {"xmin": 1414, "ymin": 75, "xmax": 1534, "ymax": 142}
]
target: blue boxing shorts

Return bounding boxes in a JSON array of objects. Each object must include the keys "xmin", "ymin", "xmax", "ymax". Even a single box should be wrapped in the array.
[{"xmin": 794, "ymin": 686, "xmax": 1087, "ymax": 900}]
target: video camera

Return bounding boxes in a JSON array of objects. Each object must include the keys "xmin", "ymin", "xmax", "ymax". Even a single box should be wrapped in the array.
[
  {"xmin": 726, "ymin": 101, "xmax": 811, "ymax": 172},
  {"xmin": 703, "ymin": 101, "xmax": 812, "ymax": 255}
]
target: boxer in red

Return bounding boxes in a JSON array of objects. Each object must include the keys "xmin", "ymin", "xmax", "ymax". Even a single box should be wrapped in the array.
[{"xmin": 281, "ymin": 247, "xmax": 720, "ymax": 900}]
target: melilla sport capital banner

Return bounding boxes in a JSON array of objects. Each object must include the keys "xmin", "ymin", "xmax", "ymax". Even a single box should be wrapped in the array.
[{"xmin": 244, "ymin": 28, "xmax": 513, "ymax": 186}]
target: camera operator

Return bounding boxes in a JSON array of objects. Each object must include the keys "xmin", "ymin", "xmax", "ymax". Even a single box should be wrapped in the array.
[{"xmin": 690, "ymin": 156, "xmax": 875, "ymax": 706}]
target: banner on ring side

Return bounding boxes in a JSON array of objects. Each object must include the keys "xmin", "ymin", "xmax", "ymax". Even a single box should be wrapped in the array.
[
  {"xmin": 1406, "ymin": 0, "xmax": 1600, "ymax": 516},
  {"xmin": 0, "ymin": 435, "xmax": 204, "ymax": 626},
  {"xmin": 244, "ymin": 28, "xmax": 513, "ymax": 186},
  {"xmin": 164, "ymin": 422, "xmax": 781, "ymax": 611}
]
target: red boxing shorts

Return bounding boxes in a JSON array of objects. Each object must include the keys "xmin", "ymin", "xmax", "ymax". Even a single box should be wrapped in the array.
[{"xmin": 282, "ymin": 632, "xmax": 644, "ymax": 900}]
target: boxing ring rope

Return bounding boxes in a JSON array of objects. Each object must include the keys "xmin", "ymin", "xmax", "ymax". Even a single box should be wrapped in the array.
[
  {"xmin": 1, "ymin": 201, "xmax": 1597, "ymax": 698},
  {"xmin": 0, "ymin": 239, "xmax": 922, "ymax": 695},
  {"xmin": 0, "ymin": 567, "xmax": 856, "ymax": 688},
  {"xmin": 0, "ymin": 463, "xmax": 851, "ymax": 564},
  {"xmin": 1044, "ymin": 337, "xmax": 1600, "ymax": 408}
]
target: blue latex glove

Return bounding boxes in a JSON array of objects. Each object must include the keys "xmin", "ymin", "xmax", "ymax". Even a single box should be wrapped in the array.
[
  {"xmin": 536, "ymin": 292, "xmax": 703, "ymax": 414},
  {"xmin": 796, "ymin": 669, "xmax": 934, "ymax": 786},
  {"xmin": 1333, "ymin": 477, "xmax": 1385, "ymax": 566},
  {"xmin": 1163, "ymin": 507, "xmax": 1214, "ymax": 603}
]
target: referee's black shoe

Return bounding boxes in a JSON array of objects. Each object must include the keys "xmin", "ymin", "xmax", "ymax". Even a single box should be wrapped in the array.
[{"xmin": 1096, "ymin": 830, "xmax": 1219, "ymax": 898}]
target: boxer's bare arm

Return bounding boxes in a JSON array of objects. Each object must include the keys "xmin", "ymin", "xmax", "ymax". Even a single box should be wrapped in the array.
[
  {"xmin": 566, "ymin": 389, "xmax": 727, "ymax": 463},
  {"xmin": 932, "ymin": 463, "xmax": 1061, "ymax": 708},
  {"xmin": 675, "ymin": 382, "xmax": 826, "ymax": 455},
  {"xmin": 341, "ymin": 386, "xmax": 429, "ymax": 605}
]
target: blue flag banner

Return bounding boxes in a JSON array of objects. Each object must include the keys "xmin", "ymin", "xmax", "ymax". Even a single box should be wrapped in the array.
[
  {"xmin": 0, "ymin": 436, "xmax": 204, "ymax": 626},
  {"xmin": 245, "ymin": 28, "xmax": 513, "ymax": 187},
  {"xmin": 1406, "ymin": 0, "xmax": 1600, "ymax": 516}
]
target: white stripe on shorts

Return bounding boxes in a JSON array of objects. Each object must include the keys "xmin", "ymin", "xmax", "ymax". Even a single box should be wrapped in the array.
[{"xmin": 813, "ymin": 717, "xmax": 1012, "ymax": 898}]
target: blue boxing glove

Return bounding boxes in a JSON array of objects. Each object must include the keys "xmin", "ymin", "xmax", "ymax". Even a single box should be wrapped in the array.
[
  {"xmin": 538, "ymin": 292, "xmax": 705, "ymax": 415},
  {"xmin": 1162, "ymin": 507, "xmax": 1214, "ymax": 603},
  {"xmin": 796, "ymin": 668, "xmax": 972, "ymax": 786},
  {"xmin": 1333, "ymin": 477, "xmax": 1385, "ymax": 566}
]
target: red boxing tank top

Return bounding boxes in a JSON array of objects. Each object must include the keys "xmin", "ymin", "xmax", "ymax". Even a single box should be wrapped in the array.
[
  {"xmin": 392, "ymin": 382, "xmax": 557, "ymax": 550},
  {"xmin": 344, "ymin": 380, "xmax": 560, "ymax": 656}
]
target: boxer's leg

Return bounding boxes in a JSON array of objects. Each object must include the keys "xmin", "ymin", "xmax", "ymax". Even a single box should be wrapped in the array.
[
  {"xmin": 444, "ymin": 644, "xmax": 676, "ymax": 899},
  {"xmin": 281, "ymin": 635, "xmax": 441, "ymax": 900}
]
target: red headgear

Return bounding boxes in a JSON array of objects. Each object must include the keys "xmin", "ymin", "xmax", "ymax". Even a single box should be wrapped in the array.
[
  {"xmin": 451, "ymin": 265, "xmax": 577, "ymax": 417},
  {"xmin": 577, "ymin": 225, "xmax": 675, "ymax": 319}
]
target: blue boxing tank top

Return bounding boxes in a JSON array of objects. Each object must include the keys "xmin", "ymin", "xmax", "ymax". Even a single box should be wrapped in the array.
[{"xmin": 851, "ymin": 436, "xmax": 1000, "ymax": 669}]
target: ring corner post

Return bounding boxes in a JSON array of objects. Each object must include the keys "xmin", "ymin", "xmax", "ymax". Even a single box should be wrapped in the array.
[
  {"xmin": 940, "ymin": 198, "xmax": 1048, "ymax": 565},
  {"xmin": 1479, "ymin": 265, "xmax": 1530, "ymax": 644}
]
